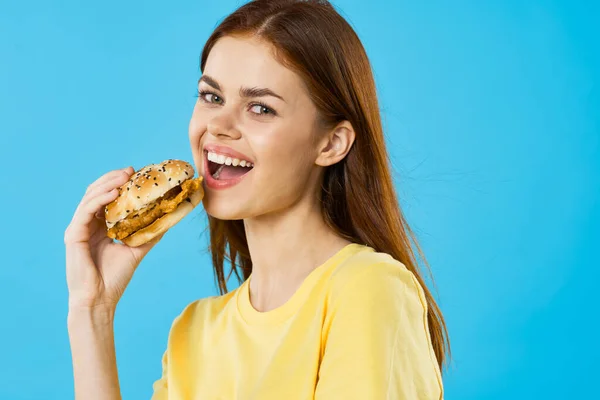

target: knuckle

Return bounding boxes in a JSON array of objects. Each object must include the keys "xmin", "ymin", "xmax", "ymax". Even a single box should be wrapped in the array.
[
  {"xmin": 79, "ymin": 193, "xmax": 91, "ymax": 207},
  {"xmin": 64, "ymin": 227, "xmax": 72, "ymax": 244},
  {"xmin": 82, "ymin": 199, "xmax": 95, "ymax": 213}
]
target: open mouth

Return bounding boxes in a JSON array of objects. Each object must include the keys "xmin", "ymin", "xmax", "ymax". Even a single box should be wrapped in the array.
[{"xmin": 205, "ymin": 151, "xmax": 254, "ymax": 181}]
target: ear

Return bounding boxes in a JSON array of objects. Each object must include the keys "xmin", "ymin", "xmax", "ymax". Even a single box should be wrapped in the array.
[{"xmin": 315, "ymin": 120, "xmax": 356, "ymax": 167}]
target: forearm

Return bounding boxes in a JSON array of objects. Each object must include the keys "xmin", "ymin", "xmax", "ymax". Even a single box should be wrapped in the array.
[{"xmin": 67, "ymin": 307, "xmax": 122, "ymax": 400}]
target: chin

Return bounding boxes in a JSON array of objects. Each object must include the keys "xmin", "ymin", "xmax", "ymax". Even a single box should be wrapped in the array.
[{"xmin": 202, "ymin": 196, "xmax": 248, "ymax": 221}]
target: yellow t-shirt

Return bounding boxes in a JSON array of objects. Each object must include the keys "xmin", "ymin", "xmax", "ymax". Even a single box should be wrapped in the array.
[{"xmin": 151, "ymin": 243, "xmax": 443, "ymax": 399}]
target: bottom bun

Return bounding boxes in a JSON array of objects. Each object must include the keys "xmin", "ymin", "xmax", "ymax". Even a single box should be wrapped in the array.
[{"xmin": 120, "ymin": 186, "xmax": 204, "ymax": 247}]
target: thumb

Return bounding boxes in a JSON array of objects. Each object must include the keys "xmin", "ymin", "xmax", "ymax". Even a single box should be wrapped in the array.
[{"xmin": 129, "ymin": 232, "xmax": 166, "ymax": 260}]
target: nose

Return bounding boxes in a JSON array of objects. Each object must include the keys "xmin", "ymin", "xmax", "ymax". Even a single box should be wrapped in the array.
[{"xmin": 207, "ymin": 112, "xmax": 242, "ymax": 140}]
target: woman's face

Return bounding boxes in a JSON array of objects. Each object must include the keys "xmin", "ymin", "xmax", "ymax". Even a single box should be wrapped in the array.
[{"xmin": 189, "ymin": 35, "xmax": 324, "ymax": 220}]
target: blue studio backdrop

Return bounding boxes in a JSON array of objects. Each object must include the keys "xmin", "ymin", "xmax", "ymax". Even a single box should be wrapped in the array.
[{"xmin": 0, "ymin": 0, "xmax": 598, "ymax": 399}]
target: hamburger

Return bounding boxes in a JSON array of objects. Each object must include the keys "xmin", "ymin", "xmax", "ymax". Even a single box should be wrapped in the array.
[{"xmin": 105, "ymin": 159, "xmax": 204, "ymax": 247}]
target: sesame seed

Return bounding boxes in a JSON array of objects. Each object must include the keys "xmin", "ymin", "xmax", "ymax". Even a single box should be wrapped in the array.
[
  {"xmin": 168, "ymin": 178, "xmax": 171, "ymax": 181},
  {"xmin": 154, "ymin": 183, "xmax": 158, "ymax": 186}
]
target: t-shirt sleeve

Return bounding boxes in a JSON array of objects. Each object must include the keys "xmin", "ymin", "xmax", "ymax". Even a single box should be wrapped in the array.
[
  {"xmin": 150, "ymin": 301, "xmax": 198, "ymax": 400},
  {"xmin": 314, "ymin": 262, "xmax": 444, "ymax": 400},
  {"xmin": 150, "ymin": 350, "xmax": 169, "ymax": 400}
]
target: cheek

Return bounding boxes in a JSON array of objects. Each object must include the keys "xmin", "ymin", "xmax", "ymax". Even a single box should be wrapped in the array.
[
  {"xmin": 188, "ymin": 105, "xmax": 204, "ymax": 142},
  {"xmin": 188, "ymin": 109, "xmax": 207, "ymax": 170},
  {"xmin": 257, "ymin": 133, "xmax": 315, "ymax": 188}
]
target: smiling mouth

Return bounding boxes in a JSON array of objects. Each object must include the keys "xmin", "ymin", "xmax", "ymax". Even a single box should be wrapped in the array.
[{"xmin": 206, "ymin": 151, "xmax": 254, "ymax": 181}]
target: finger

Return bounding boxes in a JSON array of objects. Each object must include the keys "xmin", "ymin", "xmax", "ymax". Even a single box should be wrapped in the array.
[
  {"xmin": 89, "ymin": 167, "xmax": 134, "ymax": 194},
  {"xmin": 81, "ymin": 189, "xmax": 121, "ymax": 224},
  {"xmin": 84, "ymin": 172, "xmax": 131, "ymax": 206},
  {"xmin": 129, "ymin": 233, "xmax": 166, "ymax": 261},
  {"xmin": 66, "ymin": 168, "xmax": 133, "ymax": 243},
  {"xmin": 91, "ymin": 172, "xmax": 135, "ymax": 220},
  {"xmin": 85, "ymin": 166, "xmax": 135, "ymax": 196},
  {"xmin": 65, "ymin": 189, "xmax": 120, "ymax": 244}
]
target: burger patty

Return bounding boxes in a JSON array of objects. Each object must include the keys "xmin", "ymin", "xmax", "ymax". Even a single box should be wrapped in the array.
[{"xmin": 107, "ymin": 177, "xmax": 202, "ymax": 240}]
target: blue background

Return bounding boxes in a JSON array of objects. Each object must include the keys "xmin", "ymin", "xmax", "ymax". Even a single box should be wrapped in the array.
[{"xmin": 1, "ymin": 0, "xmax": 598, "ymax": 398}]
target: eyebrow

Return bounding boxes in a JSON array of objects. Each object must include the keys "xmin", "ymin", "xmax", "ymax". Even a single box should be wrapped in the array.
[{"xmin": 198, "ymin": 75, "xmax": 286, "ymax": 103}]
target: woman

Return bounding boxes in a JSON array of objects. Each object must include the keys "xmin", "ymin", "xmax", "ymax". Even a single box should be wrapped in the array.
[{"xmin": 65, "ymin": 0, "xmax": 450, "ymax": 398}]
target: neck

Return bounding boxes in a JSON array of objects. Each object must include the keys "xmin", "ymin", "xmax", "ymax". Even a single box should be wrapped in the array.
[{"xmin": 243, "ymin": 196, "xmax": 351, "ymax": 311}]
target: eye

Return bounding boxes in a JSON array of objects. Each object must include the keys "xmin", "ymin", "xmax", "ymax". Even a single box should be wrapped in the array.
[
  {"xmin": 249, "ymin": 102, "xmax": 277, "ymax": 116},
  {"xmin": 197, "ymin": 90, "xmax": 223, "ymax": 105}
]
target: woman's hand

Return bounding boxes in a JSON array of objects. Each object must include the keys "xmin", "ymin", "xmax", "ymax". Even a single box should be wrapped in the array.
[{"xmin": 65, "ymin": 166, "xmax": 164, "ymax": 312}]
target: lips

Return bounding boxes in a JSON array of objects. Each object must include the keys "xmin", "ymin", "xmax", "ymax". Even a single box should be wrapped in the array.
[{"xmin": 202, "ymin": 147, "xmax": 254, "ymax": 190}]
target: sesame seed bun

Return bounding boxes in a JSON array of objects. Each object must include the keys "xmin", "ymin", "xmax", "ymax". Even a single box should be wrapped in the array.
[
  {"xmin": 120, "ymin": 185, "xmax": 203, "ymax": 247},
  {"xmin": 104, "ymin": 159, "xmax": 204, "ymax": 247},
  {"xmin": 105, "ymin": 160, "xmax": 196, "ymax": 229}
]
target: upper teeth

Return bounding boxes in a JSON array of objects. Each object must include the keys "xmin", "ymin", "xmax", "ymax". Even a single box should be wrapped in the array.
[{"xmin": 207, "ymin": 151, "xmax": 254, "ymax": 167}]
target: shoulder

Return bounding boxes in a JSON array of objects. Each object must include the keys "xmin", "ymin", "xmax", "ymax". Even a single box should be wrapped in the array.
[
  {"xmin": 325, "ymin": 246, "xmax": 427, "ymax": 311},
  {"xmin": 328, "ymin": 246, "xmax": 422, "ymax": 294},
  {"xmin": 169, "ymin": 289, "xmax": 239, "ymax": 332}
]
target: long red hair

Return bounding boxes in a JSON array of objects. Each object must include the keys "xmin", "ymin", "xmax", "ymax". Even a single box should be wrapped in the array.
[{"xmin": 199, "ymin": 0, "xmax": 450, "ymax": 369}]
